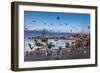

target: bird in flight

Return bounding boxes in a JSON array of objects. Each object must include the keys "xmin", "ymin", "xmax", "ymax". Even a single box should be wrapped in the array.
[
  {"xmin": 28, "ymin": 43, "xmax": 33, "ymax": 50},
  {"xmin": 57, "ymin": 16, "xmax": 60, "ymax": 20}
]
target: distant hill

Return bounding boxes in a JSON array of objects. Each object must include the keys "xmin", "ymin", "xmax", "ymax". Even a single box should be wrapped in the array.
[{"xmin": 24, "ymin": 30, "xmax": 73, "ymax": 37}]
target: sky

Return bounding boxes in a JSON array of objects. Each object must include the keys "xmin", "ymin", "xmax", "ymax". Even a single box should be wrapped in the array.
[{"xmin": 24, "ymin": 11, "xmax": 90, "ymax": 33}]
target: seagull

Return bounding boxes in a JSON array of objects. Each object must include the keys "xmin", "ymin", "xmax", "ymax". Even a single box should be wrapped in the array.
[
  {"xmin": 51, "ymin": 23, "xmax": 53, "ymax": 25},
  {"xmin": 57, "ymin": 16, "xmax": 60, "ymax": 20},
  {"xmin": 88, "ymin": 26, "xmax": 90, "ymax": 29},
  {"xmin": 32, "ymin": 20, "xmax": 36, "ymax": 23},
  {"xmin": 28, "ymin": 43, "xmax": 33, "ymax": 50},
  {"xmin": 65, "ymin": 23, "xmax": 68, "ymax": 26}
]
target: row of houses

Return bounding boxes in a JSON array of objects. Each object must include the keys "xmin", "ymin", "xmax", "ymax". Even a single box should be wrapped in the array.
[{"xmin": 24, "ymin": 33, "xmax": 90, "ymax": 54}]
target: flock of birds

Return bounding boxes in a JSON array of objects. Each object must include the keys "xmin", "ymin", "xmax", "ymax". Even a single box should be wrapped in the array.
[{"xmin": 29, "ymin": 16, "xmax": 90, "ymax": 33}]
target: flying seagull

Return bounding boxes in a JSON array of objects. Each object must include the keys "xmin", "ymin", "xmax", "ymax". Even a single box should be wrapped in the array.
[
  {"xmin": 28, "ymin": 43, "xmax": 33, "ymax": 50},
  {"xmin": 57, "ymin": 16, "xmax": 60, "ymax": 20},
  {"xmin": 65, "ymin": 23, "xmax": 68, "ymax": 26},
  {"xmin": 32, "ymin": 20, "xmax": 36, "ymax": 23},
  {"xmin": 51, "ymin": 23, "xmax": 53, "ymax": 25},
  {"xmin": 88, "ymin": 26, "xmax": 90, "ymax": 29}
]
